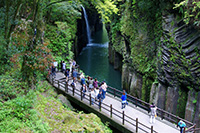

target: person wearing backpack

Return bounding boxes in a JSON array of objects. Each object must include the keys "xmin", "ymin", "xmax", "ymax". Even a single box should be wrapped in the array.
[{"xmin": 150, "ymin": 103, "xmax": 157, "ymax": 123}]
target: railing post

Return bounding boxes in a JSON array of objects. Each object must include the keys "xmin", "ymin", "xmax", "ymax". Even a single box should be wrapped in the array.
[
  {"xmin": 151, "ymin": 126, "xmax": 153, "ymax": 133},
  {"xmin": 110, "ymin": 104, "xmax": 112, "ymax": 118},
  {"xmin": 73, "ymin": 86, "xmax": 75, "ymax": 96},
  {"xmin": 99, "ymin": 99, "xmax": 101, "ymax": 111},
  {"xmin": 135, "ymin": 99, "xmax": 138, "ymax": 107},
  {"xmin": 136, "ymin": 118, "xmax": 138, "ymax": 133},
  {"xmin": 65, "ymin": 82, "xmax": 68, "ymax": 93},
  {"xmin": 89, "ymin": 94, "xmax": 91, "ymax": 106},
  {"xmin": 58, "ymin": 80, "xmax": 60, "ymax": 89},
  {"xmin": 114, "ymin": 89, "xmax": 116, "ymax": 97},
  {"xmin": 161, "ymin": 111, "xmax": 165, "ymax": 120},
  {"xmin": 183, "ymin": 127, "xmax": 186, "ymax": 133},
  {"xmin": 122, "ymin": 111, "xmax": 125, "ymax": 125},
  {"xmin": 81, "ymin": 90, "xmax": 83, "ymax": 101},
  {"xmin": 194, "ymin": 124, "xmax": 196, "ymax": 133}
]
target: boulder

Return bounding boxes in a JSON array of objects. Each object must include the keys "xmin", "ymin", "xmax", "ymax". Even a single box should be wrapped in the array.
[{"xmin": 57, "ymin": 94, "xmax": 74, "ymax": 110}]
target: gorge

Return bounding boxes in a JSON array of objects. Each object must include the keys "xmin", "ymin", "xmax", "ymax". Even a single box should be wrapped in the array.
[{"xmin": 76, "ymin": 1, "xmax": 200, "ymax": 128}]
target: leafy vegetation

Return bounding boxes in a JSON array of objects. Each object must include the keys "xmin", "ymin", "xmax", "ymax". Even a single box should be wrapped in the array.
[{"xmin": 0, "ymin": 0, "xmax": 117, "ymax": 132}]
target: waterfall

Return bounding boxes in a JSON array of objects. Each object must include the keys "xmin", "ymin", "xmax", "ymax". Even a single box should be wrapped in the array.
[{"xmin": 81, "ymin": 6, "xmax": 92, "ymax": 44}]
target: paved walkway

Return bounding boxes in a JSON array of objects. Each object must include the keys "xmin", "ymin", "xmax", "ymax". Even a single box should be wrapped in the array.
[{"xmin": 50, "ymin": 72, "xmax": 180, "ymax": 133}]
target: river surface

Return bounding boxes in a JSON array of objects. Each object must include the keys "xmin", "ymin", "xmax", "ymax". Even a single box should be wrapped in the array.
[{"xmin": 76, "ymin": 26, "xmax": 122, "ymax": 90}]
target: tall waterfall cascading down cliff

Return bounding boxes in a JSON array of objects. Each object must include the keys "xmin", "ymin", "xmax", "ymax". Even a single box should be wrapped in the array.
[
  {"xmin": 81, "ymin": 6, "xmax": 92, "ymax": 44},
  {"xmin": 76, "ymin": 6, "xmax": 122, "ymax": 90}
]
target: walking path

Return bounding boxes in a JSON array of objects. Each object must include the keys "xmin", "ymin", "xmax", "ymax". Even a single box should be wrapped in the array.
[{"xmin": 50, "ymin": 72, "xmax": 180, "ymax": 133}]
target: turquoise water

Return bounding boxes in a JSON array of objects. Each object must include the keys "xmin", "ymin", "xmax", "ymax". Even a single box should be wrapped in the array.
[{"xmin": 76, "ymin": 26, "xmax": 122, "ymax": 90}]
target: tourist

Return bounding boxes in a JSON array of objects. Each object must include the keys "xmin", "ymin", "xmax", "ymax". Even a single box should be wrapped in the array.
[
  {"xmin": 86, "ymin": 76, "xmax": 90, "ymax": 87},
  {"xmin": 93, "ymin": 78, "xmax": 99, "ymax": 89},
  {"xmin": 81, "ymin": 84, "xmax": 87, "ymax": 98},
  {"xmin": 121, "ymin": 92, "xmax": 127, "ymax": 109},
  {"xmin": 97, "ymin": 90, "xmax": 104, "ymax": 109},
  {"xmin": 94, "ymin": 87, "xmax": 99, "ymax": 101},
  {"xmin": 150, "ymin": 103, "xmax": 157, "ymax": 124},
  {"xmin": 100, "ymin": 81, "xmax": 107, "ymax": 99},
  {"xmin": 81, "ymin": 76, "xmax": 86, "ymax": 86},
  {"xmin": 123, "ymin": 89, "xmax": 128, "ymax": 105},
  {"xmin": 65, "ymin": 69, "xmax": 70, "ymax": 82},
  {"xmin": 88, "ymin": 77, "xmax": 94, "ymax": 90},
  {"xmin": 51, "ymin": 64, "xmax": 56, "ymax": 78},
  {"xmin": 72, "ymin": 69, "xmax": 78, "ymax": 80},
  {"xmin": 60, "ymin": 60, "xmax": 63, "ymax": 72},
  {"xmin": 72, "ymin": 60, "xmax": 76, "ymax": 72},
  {"xmin": 101, "ymin": 81, "xmax": 107, "ymax": 91},
  {"xmin": 62, "ymin": 61, "xmax": 66, "ymax": 72},
  {"xmin": 90, "ymin": 88, "xmax": 96, "ymax": 105},
  {"xmin": 177, "ymin": 120, "xmax": 186, "ymax": 133}
]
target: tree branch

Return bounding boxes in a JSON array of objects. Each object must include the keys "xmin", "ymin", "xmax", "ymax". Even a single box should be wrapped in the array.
[{"xmin": 45, "ymin": 0, "xmax": 70, "ymax": 8}]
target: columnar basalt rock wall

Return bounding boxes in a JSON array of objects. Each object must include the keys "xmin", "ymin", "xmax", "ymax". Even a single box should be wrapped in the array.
[{"xmin": 108, "ymin": 11, "xmax": 200, "ymax": 127}]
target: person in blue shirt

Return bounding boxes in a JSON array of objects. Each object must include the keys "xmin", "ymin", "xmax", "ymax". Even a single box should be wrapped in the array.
[
  {"xmin": 65, "ymin": 69, "xmax": 70, "ymax": 82},
  {"xmin": 81, "ymin": 76, "xmax": 86, "ymax": 86},
  {"xmin": 121, "ymin": 92, "xmax": 127, "ymax": 109},
  {"xmin": 97, "ymin": 91, "xmax": 104, "ymax": 109},
  {"xmin": 72, "ymin": 69, "xmax": 77, "ymax": 80},
  {"xmin": 177, "ymin": 120, "xmax": 186, "ymax": 133}
]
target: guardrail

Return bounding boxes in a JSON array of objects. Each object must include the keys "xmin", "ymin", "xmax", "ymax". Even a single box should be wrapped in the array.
[{"xmin": 49, "ymin": 77, "xmax": 158, "ymax": 133}]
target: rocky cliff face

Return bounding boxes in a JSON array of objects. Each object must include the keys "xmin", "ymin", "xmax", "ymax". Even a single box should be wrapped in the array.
[{"xmin": 108, "ymin": 11, "xmax": 200, "ymax": 127}]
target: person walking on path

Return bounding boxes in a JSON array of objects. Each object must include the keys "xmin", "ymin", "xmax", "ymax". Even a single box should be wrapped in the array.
[
  {"xmin": 121, "ymin": 92, "xmax": 127, "ymax": 109},
  {"xmin": 90, "ymin": 88, "xmax": 96, "ymax": 105},
  {"xmin": 72, "ymin": 60, "xmax": 76, "ymax": 72},
  {"xmin": 62, "ymin": 61, "xmax": 66, "ymax": 73},
  {"xmin": 177, "ymin": 120, "xmax": 186, "ymax": 133},
  {"xmin": 93, "ymin": 78, "xmax": 99, "ymax": 89},
  {"xmin": 81, "ymin": 76, "xmax": 86, "ymax": 86},
  {"xmin": 72, "ymin": 69, "xmax": 78, "ymax": 80},
  {"xmin": 150, "ymin": 103, "xmax": 157, "ymax": 124},
  {"xmin": 81, "ymin": 84, "xmax": 87, "ymax": 98},
  {"xmin": 101, "ymin": 81, "xmax": 107, "ymax": 92},
  {"xmin": 65, "ymin": 69, "xmax": 70, "ymax": 82},
  {"xmin": 60, "ymin": 60, "xmax": 63, "ymax": 72},
  {"xmin": 51, "ymin": 64, "xmax": 56, "ymax": 78},
  {"xmin": 88, "ymin": 77, "xmax": 94, "ymax": 90},
  {"xmin": 97, "ymin": 90, "xmax": 104, "ymax": 109},
  {"xmin": 94, "ymin": 87, "xmax": 100, "ymax": 101}
]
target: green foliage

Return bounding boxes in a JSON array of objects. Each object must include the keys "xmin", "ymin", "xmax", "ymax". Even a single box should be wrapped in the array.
[
  {"xmin": 174, "ymin": 0, "xmax": 200, "ymax": 26},
  {"xmin": 36, "ymin": 80, "xmax": 53, "ymax": 93},
  {"xmin": 81, "ymin": 0, "xmax": 119, "ymax": 23},
  {"xmin": 45, "ymin": 22, "xmax": 76, "ymax": 62},
  {"xmin": 0, "ymin": 90, "xmax": 49, "ymax": 132},
  {"xmin": 49, "ymin": 0, "xmax": 81, "ymax": 24},
  {"xmin": 0, "ymin": 73, "xmax": 28, "ymax": 101},
  {"xmin": 35, "ymin": 93, "xmax": 112, "ymax": 132}
]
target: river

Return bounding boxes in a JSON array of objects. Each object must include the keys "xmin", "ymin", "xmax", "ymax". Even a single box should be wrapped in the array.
[{"xmin": 76, "ymin": 26, "xmax": 122, "ymax": 90}]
